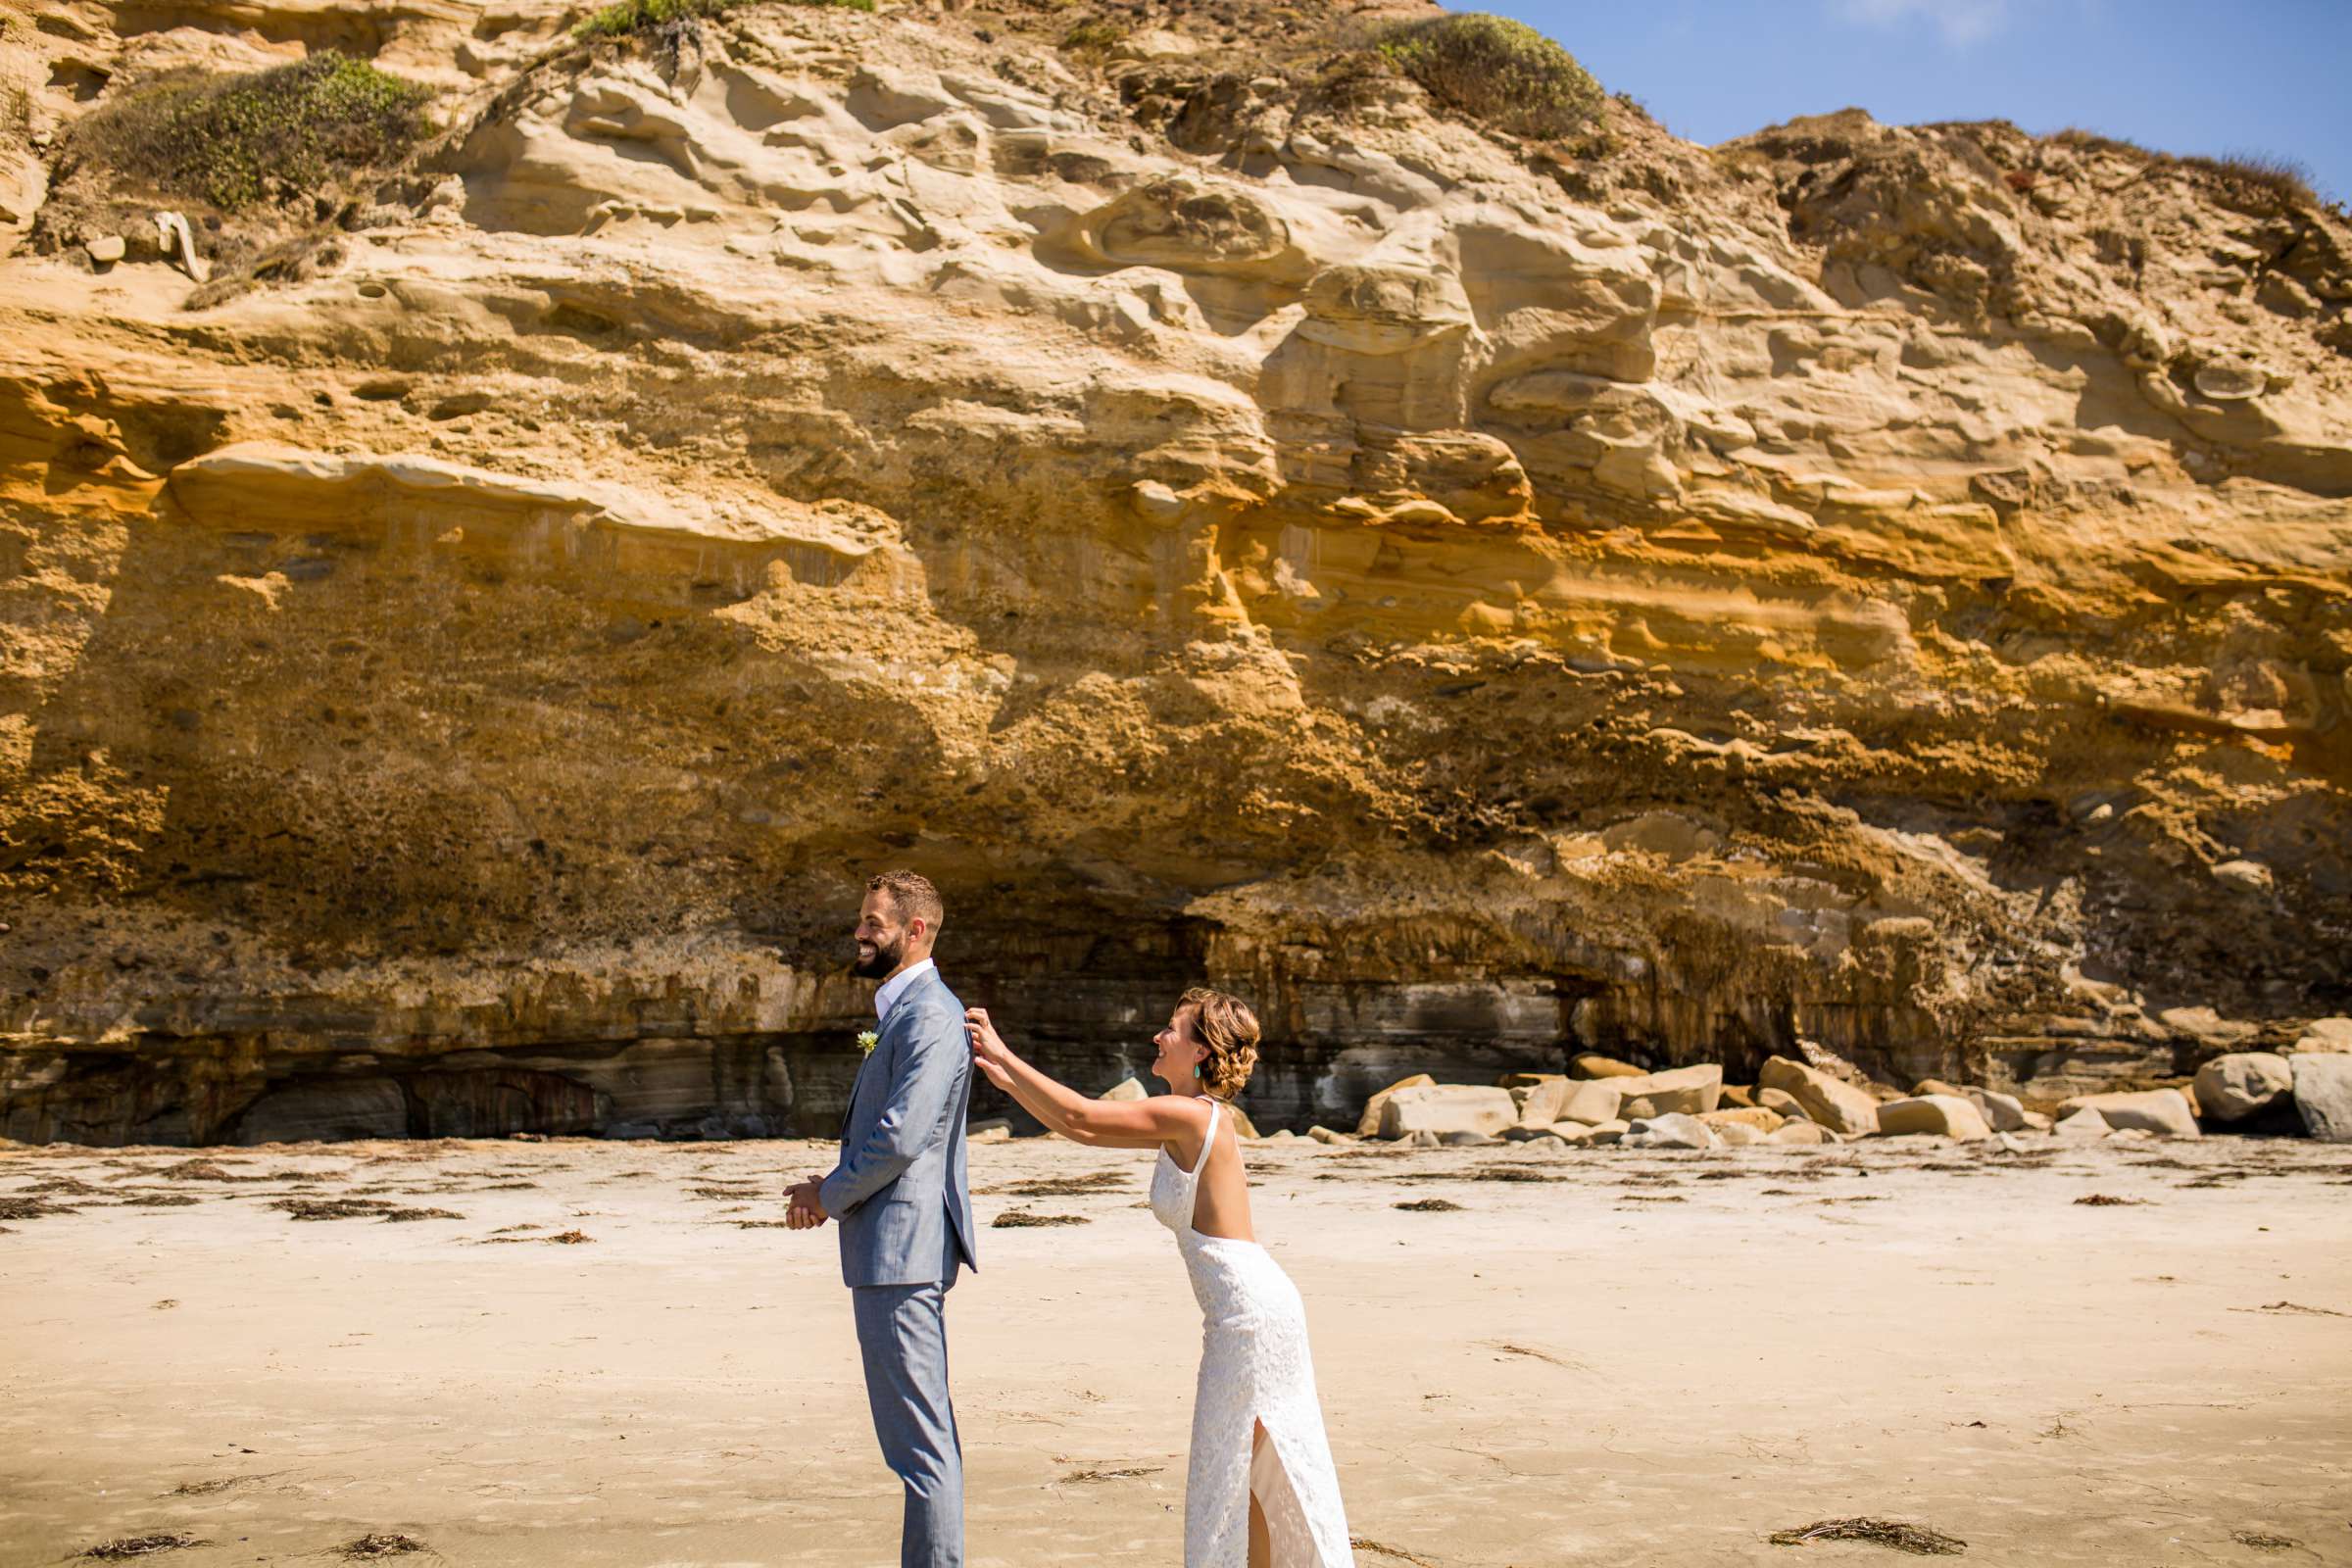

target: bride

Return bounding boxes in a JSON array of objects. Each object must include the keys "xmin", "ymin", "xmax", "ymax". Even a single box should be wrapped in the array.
[{"xmin": 963, "ymin": 989, "xmax": 1354, "ymax": 1567}]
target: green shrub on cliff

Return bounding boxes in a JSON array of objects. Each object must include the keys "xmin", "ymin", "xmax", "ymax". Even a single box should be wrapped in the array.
[
  {"xmin": 1058, "ymin": 20, "xmax": 1131, "ymax": 57},
  {"xmin": 1379, "ymin": 14, "xmax": 1602, "ymax": 141},
  {"xmin": 574, "ymin": 0, "xmax": 872, "ymax": 39},
  {"xmin": 70, "ymin": 54, "xmax": 431, "ymax": 212}
]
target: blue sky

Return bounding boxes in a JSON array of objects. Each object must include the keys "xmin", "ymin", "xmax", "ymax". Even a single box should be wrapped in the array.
[{"xmin": 1489, "ymin": 0, "xmax": 2352, "ymax": 204}]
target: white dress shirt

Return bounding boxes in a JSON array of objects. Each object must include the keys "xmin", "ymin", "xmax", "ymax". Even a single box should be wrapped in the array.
[{"xmin": 873, "ymin": 956, "xmax": 937, "ymax": 1022}]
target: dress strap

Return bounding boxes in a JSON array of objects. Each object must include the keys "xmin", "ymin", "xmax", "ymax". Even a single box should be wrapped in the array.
[{"xmin": 1179, "ymin": 1096, "xmax": 1220, "ymax": 1191}]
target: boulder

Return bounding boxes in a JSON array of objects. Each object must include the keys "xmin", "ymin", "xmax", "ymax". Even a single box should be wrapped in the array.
[
  {"xmin": 1874, "ymin": 1094, "xmax": 1993, "ymax": 1141},
  {"xmin": 2156, "ymin": 1005, "xmax": 2260, "ymax": 1050},
  {"xmin": 1759, "ymin": 1056, "xmax": 1880, "ymax": 1135},
  {"xmin": 1378, "ymin": 1084, "xmax": 1518, "ymax": 1140},
  {"xmin": 1719, "ymin": 1084, "xmax": 1757, "ymax": 1109},
  {"xmin": 1357, "ymin": 1073, "xmax": 1435, "ymax": 1138},
  {"xmin": 1306, "ymin": 1125, "xmax": 1354, "ymax": 1146},
  {"xmin": 2292, "ymin": 1017, "xmax": 2352, "ymax": 1054},
  {"xmin": 1768, "ymin": 1120, "xmax": 1829, "ymax": 1146},
  {"xmin": 2291, "ymin": 1054, "xmax": 2352, "ymax": 1141},
  {"xmin": 1498, "ymin": 1072, "xmax": 1564, "ymax": 1090},
  {"xmin": 2053, "ymin": 1108, "xmax": 2110, "ymax": 1140},
  {"xmin": 1100, "ymin": 1076, "xmax": 1149, "ymax": 1102},
  {"xmin": 2054, "ymin": 1089, "xmax": 2200, "ymax": 1139},
  {"xmin": 1228, "ymin": 1104, "xmax": 1260, "ymax": 1139},
  {"xmin": 1756, "ymin": 1087, "xmax": 1808, "ymax": 1121},
  {"xmin": 1559, "ymin": 1079, "xmax": 1624, "ymax": 1124},
  {"xmin": 85, "ymin": 234, "xmax": 125, "ymax": 265},
  {"xmin": 1913, "ymin": 1078, "xmax": 1968, "ymax": 1100},
  {"xmin": 1403, "ymin": 1129, "xmax": 1443, "ymax": 1149},
  {"xmin": 1501, "ymin": 1125, "xmax": 1563, "ymax": 1143},
  {"xmin": 1621, "ymin": 1113, "xmax": 1715, "ymax": 1151},
  {"xmin": 1440, "ymin": 1129, "xmax": 1499, "ymax": 1147},
  {"xmin": 1513, "ymin": 1076, "xmax": 1574, "ymax": 1127},
  {"xmin": 1602, "ymin": 1063, "xmax": 1723, "ymax": 1116},
  {"xmin": 1698, "ymin": 1106, "xmax": 1785, "ymax": 1134},
  {"xmin": 1713, "ymin": 1122, "xmax": 1766, "ymax": 1147},
  {"xmin": 2211, "ymin": 858, "xmax": 2272, "ymax": 892},
  {"xmin": 1582, "ymin": 1118, "xmax": 1630, "ymax": 1147},
  {"xmin": 2193, "ymin": 1053, "xmax": 2293, "ymax": 1122},
  {"xmin": 968, "ymin": 1118, "xmax": 1012, "ymax": 1145},
  {"xmin": 1570, "ymin": 1054, "xmax": 1647, "ymax": 1080},
  {"xmin": 1962, "ymin": 1086, "xmax": 2030, "ymax": 1133}
]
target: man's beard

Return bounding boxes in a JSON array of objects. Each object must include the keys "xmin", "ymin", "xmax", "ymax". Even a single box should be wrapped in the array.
[{"xmin": 851, "ymin": 933, "xmax": 905, "ymax": 980}]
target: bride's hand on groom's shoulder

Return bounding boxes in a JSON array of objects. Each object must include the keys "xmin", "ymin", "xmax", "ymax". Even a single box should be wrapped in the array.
[{"xmin": 963, "ymin": 1007, "xmax": 1014, "ymax": 1089}]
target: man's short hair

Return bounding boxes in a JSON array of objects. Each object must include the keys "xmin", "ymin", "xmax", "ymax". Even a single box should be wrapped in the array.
[{"xmin": 866, "ymin": 869, "xmax": 945, "ymax": 933}]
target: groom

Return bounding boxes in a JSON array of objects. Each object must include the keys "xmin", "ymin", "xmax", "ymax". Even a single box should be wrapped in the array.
[{"xmin": 786, "ymin": 870, "xmax": 979, "ymax": 1568}]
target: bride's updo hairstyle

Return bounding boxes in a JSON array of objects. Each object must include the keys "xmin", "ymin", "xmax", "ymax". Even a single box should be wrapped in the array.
[{"xmin": 1180, "ymin": 986, "xmax": 1260, "ymax": 1102}]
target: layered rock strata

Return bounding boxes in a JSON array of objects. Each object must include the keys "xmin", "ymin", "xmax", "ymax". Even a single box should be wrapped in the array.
[{"xmin": 1, "ymin": 2, "xmax": 2347, "ymax": 1142}]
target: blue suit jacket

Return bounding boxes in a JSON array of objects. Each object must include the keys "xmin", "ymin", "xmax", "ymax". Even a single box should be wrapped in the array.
[{"xmin": 820, "ymin": 966, "xmax": 979, "ymax": 1288}]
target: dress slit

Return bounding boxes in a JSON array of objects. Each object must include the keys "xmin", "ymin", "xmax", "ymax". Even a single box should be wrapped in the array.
[{"xmin": 1250, "ymin": 1418, "xmax": 1319, "ymax": 1565}]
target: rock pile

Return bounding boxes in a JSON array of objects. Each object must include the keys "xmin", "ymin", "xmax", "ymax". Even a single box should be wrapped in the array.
[{"xmin": 1299, "ymin": 1028, "xmax": 2352, "ymax": 1150}]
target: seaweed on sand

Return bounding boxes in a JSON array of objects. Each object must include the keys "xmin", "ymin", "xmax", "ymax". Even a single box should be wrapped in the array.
[
  {"xmin": 270, "ymin": 1198, "xmax": 389, "ymax": 1220},
  {"xmin": 1768, "ymin": 1523, "xmax": 1966, "ymax": 1560},
  {"xmin": 80, "ymin": 1536, "xmax": 209, "ymax": 1560},
  {"xmin": 1002, "ymin": 1170, "xmax": 1131, "ymax": 1198},
  {"xmin": 1768, "ymin": 1517, "xmax": 1965, "ymax": 1554},
  {"xmin": 156, "ymin": 1160, "xmax": 265, "ymax": 1183}
]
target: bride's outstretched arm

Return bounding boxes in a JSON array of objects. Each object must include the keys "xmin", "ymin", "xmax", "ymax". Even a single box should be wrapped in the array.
[{"xmin": 964, "ymin": 1007, "xmax": 1198, "ymax": 1150}]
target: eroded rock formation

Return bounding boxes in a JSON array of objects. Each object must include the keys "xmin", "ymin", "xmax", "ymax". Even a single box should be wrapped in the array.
[{"xmin": 2, "ymin": 1, "xmax": 2347, "ymax": 1143}]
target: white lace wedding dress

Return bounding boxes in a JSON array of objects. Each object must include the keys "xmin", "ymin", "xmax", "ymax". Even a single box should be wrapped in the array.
[{"xmin": 1150, "ymin": 1096, "xmax": 1353, "ymax": 1566}]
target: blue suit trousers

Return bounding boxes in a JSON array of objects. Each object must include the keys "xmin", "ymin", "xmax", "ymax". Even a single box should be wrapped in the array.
[{"xmin": 851, "ymin": 1274, "xmax": 963, "ymax": 1568}]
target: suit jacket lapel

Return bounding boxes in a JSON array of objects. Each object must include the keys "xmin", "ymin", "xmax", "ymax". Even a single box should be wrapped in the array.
[
  {"xmin": 841, "ymin": 1019, "xmax": 880, "ymax": 1138},
  {"xmin": 842, "ymin": 992, "xmax": 903, "ymax": 1142},
  {"xmin": 838, "ymin": 970, "xmax": 938, "ymax": 1138}
]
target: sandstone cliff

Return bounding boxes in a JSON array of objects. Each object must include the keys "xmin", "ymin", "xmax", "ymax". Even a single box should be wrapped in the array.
[{"xmin": 2, "ymin": 1, "xmax": 2347, "ymax": 1143}]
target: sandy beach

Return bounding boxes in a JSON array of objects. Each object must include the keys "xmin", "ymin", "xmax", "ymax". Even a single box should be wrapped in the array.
[{"xmin": 2, "ymin": 1132, "xmax": 2347, "ymax": 1567}]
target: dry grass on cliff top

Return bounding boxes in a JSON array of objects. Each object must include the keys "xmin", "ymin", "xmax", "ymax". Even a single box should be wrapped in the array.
[{"xmin": 2049, "ymin": 126, "xmax": 2330, "ymax": 215}]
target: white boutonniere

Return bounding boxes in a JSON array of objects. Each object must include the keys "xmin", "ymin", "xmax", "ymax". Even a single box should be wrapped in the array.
[{"xmin": 858, "ymin": 1029, "xmax": 880, "ymax": 1056}]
